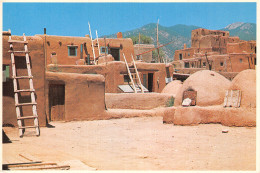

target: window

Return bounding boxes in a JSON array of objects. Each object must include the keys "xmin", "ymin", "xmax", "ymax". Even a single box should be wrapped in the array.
[
  {"xmin": 240, "ymin": 59, "xmax": 243, "ymax": 63},
  {"xmin": 3, "ymin": 65, "xmax": 10, "ymax": 82},
  {"xmin": 185, "ymin": 62, "xmax": 190, "ymax": 68},
  {"xmin": 220, "ymin": 62, "xmax": 224, "ymax": 66},
  {"xmin": 203, "ymin": 62, "xmax": 206, "ymax": 67},
  {"xmin": 188, "ymin": 53, "xmax": 190, "ymax": 56},
  {"xmin": 100, "ymin": 47, "xmax": 108, "ymax": 54},
  {"xmin": 179, "ymin": 54, "xmax": 183, "ymax": 60},
  {"xmin": 68, "ymin": 46, "xmax": 77, "ymax": 56}
]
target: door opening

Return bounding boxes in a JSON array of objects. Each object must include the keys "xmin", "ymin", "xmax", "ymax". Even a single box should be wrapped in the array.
[
  {"xmin": 109, "ymin": 48, "xmax": 120, "ymax": 61},
  {"xmin": 49, "ymin": 84, "xmax": 65, "ymax": 121},
  {"xmin": 148, "ymin": 73, "xmax": 153, "ymax": 92}
]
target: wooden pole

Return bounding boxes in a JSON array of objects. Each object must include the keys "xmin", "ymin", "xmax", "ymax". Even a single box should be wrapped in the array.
[
  {"xmin": 157, "ymin": 19, "xmax": 160, "ymax": 63},
  {"xmin": 88, "ymin": 22, "xmax": 96, "ymax": 65},
  {"xmin": 104, "ymin": 36, "xmax": 107, "ymax": 57},
  {"xmin": 138, "ymin": 32, "xmax": 140, "ymax": 50},
  {"xmin": 96, "ymin": 30, "xmax": 101, "ymax": 56}
]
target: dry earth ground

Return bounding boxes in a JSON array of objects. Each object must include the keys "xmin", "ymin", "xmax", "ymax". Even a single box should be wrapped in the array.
[{"xmin": 2, "ymin": 116, "xmax": 256, "ymax": 170}]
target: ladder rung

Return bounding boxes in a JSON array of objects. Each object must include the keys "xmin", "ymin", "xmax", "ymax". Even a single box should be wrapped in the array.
[
  {"xmin": 19, "ymin": 126, "xmax": 39, "ymax": 129},
  {"xmin": 14, "ymin": 89, "xmax": 35, "ymax": 93},
  {"xmin": 8, "ymin": 50, "xmax": 30, "ymax": 53},
  {"xmin": 15, "ymin": 102, "xmax": 37, "ymax": 106},
  {"xmin": 13, "ymin": 76, "xmax": 33, "ymax": 79},
  {"xmin": 17, "ymin": 116, "xmax": 38, "ymax": 120},
  {"xmin": 8, "ymin": 40, "xmax": 28, "ymax": 44}
]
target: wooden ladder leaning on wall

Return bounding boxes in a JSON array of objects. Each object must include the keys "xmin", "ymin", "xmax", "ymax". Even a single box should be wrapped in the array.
[
  {"xmin": 122, "ymin": 53, "xmax": 144, "ymax": 93},
  {"xmin": 8, "ymin": 32, "xmax": 40, "ymax": 137}
]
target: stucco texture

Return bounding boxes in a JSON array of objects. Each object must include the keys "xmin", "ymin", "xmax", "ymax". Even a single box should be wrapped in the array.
[{"xmin": 174, "ymin": 70, "xmax": 231, "ymax": 106}]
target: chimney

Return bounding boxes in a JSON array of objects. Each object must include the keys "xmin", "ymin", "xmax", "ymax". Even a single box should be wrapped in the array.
[
  {"xmin": 117, "ymin": 32, "xmax": 123, "ymax": 38},
  {"xmin": 183, "ymin": 43, "xmax": 187, "ymax": 49},
  {"xmin": 85, "ymin": 34, "xmax": 90, "ymax": 38}
]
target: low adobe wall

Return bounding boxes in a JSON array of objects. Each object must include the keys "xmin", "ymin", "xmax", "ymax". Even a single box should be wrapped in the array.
[
  {"xmin": 105, "ymin": 93, "xmax": 173, "ymax": 110},
  {"xmin": 45, "ymin": 72, "xmax": 106, "ymax": 121},
  {"xmin": 2, "ymin": 33, "xmax": 46, "ymax": 127},
  {"xmin": 163, "ymin": 106, "xmax": 256, "ymax": 127}
]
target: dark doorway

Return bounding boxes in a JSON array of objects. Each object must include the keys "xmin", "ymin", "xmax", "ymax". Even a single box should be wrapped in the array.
[
  {"xmin": 49, "ymin": 84, "xmax": 65, "ymax": 121},
  {"xmin": 148, "ymin": 73, "xmax": 153, "ymax": 92},
  {"xmin": 109, "ymin": 48, "xmax": 120, "ymax": 61}
]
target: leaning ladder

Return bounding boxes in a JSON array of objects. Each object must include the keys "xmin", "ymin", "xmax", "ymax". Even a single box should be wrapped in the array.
[
  {"xmin": 122, "ymin": 53, "xmax": 144, "ymax": 93},
  {"xmin": 8, "ymin": 33, "xmax": 40, "ymax": 137}
]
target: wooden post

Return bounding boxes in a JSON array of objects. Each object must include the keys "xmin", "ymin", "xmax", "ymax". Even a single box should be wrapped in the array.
[
  {"xmin": 96, "ymin": 30, "xmax": 101, "ymax": 56},
  {"xmin": 157, "ymin": 19, "xmax": 160, "ymax": 63},
  {"xmin": 88, "ymin": 22, "xmax": 96, "ymax": 65},
  {"xmin": 104, "ymin": 36, "xmax": 107, "ymax": 57}
]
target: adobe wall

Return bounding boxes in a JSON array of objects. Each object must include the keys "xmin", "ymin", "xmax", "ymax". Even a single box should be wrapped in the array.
[
  {"xmin": 38, "ymin": 35, "xmax": 135, "ymax": 65},
  {"xmin": 105, "ymin": 93, "xmax": 173, "ymax": 109},
  {"xmin": 227, "ymin": 41, "xmax": 256, "ymax": 54},
  {"xmin": 47, "ymin": 61, "xmax": 173, "ymax": 93},
  {"xmin": 134, "ymin": 44, "xmax": 154, "ymax": 62},
  {"xmin": 2, "ymin": 33, "xmax": 46, "ymax": 127},
  {"xmin": 37, "ymin": 35, "xmax": 92, "ymax": 65},
  {"xmin": 229, "ymin": 53, "xmax": 256, "ymax": 72},
  {"xmin": 45, "ymin": 72, "xmax": 106, "ymax": 121},
  {"xmin": 174, "ymin": 48, "xmax": 195, "ymax": 61},
  {"xmin": 170, "ymin": 106, "xmax": 256, "ymax": 127},
  {"xmin": 93, "ymin": 37, "xmax": 135, "ymax": 63},
  {"xmin": 191, "ymin": 28, "xmax": 229, "ymax": 48}
]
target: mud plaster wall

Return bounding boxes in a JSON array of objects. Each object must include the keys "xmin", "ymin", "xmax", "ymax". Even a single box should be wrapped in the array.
[
  {"xmin": 38, "ymin": 35, "xmax": 135, "ymax": 65},
  {"xmin": 93, "ymin": 38, "xmax": 135, "ymax": 63},
  {"xmin": 169, "ymin": 106, "xmax": 256, "ymax": 127},
  {"xmin": 227, "ymin": 41, "xmax": 256, "ymax": 54},
  {"xmin": 174, "ymin": 70, "xmax": 231, "ymax": 106},
  {"xmin": 38, "ymin": 35, "xmax": 92, "ymax": 65},
  {"xmin": 105, "ymin": 93, "xmax": 173, "ymax": 109},
  {"xmin": 134, "ymin": 44, "xmax": 154, "ymax": 63},
  {"xmin": 45, "ymin": 72, "xmax": 106, "ymax": 121},
  {"xmin": 2, "ymin": 34, "xmax": 46, "ymax": 127},
  {"xmin": 47, "ymin": 61, "xmax": 173, "ymax": 93}
]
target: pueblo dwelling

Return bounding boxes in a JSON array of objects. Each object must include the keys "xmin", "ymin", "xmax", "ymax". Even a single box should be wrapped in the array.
[
  {"xmin": 2, "ymin": 27, "xmax": 256, "ymax": 133},
  {"xmin": 2, "ymin": 30, "xmax": 173, "ymax": 127},
  {"xmin": 172, "ymin": 28, "xmax": 256, "ymax": 80}
]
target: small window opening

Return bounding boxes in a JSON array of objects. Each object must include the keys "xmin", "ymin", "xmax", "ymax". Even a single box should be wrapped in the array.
[
  {"xmin": 68, "ymin": 46, "xmax": 77, "ymax": 56},
  {"xmin": 220, "ymin": 62, "xmax": 224, "ymax": 66},
  {"xmin": 240, "ymin": 59, "xmax": 242, "ymax": 63}
]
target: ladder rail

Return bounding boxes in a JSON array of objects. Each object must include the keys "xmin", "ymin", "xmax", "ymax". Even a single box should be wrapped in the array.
[
  {"xmin": 123, "ymin": 53, "xmax": 137, "ymax": 93},
  {"xmin": 23, "ymin": 34, "xmax": 40, "ymax": 136},
  {"xmin": 8, "ymin": 32, "xmax": 40, "ymax": 137},
  {"xmin": 9, "ymin": 35, "xmax": 24, "ymax": 137},
  {"xmin": 131, "ymin": 54, "xmax": 144, "ymax": 93}
]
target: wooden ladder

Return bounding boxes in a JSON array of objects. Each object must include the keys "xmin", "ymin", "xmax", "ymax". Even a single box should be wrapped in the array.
[
  {"xmin": 8, "ymin": 33, "xmax": 40, "ymax": 137},
  {"xmin": 122, "ymin": 53, "xmax": 144, "ymax": 93}
]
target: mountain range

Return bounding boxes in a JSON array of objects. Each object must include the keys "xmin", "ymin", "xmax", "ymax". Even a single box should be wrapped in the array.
[{"xmin": 105, "ymin": 22, "xmax": 256, "ymax": 60}]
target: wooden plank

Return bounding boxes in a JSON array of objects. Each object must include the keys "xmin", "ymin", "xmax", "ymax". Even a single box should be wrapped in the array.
[
  {"xmin": 19, "ymin": 126, "xmax": 38, "ymax": 129},
  {"xmin": 7, "ymin": 163, "xmax": 56, "ymax": 168},
  {"xmin": 8, "ymin": 40, "xmax": 28, "ymax": 44},
  {"xmin": 11, "ymin": 165, "xmax": 70, "ymax": 170},
  {"xmin": 15, "ymin": 102, "xmax": 37, "ymax": 106}
]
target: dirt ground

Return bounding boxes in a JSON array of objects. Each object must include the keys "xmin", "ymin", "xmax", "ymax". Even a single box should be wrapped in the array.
[{"xmin": 2, "ymin": 116, "xmax": 256, "ymax": 170}]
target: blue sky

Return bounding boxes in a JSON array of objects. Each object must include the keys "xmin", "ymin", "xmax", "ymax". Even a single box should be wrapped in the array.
[{"xmin": 3, "ymin": 2, "xmax": 256, "ymax": 37}]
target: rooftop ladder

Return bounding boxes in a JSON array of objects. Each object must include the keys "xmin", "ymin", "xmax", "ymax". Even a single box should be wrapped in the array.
[
  {"xmin": 8, "ymin": 32, "xmax": 40, "ymax": 137},
  {"xmin": 122, "ymin": 53, "xmax": 144, "ymax": 93}
]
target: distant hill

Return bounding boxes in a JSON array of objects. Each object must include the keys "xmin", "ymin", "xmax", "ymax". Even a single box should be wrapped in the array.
[
  {"xmin": 104, "ymin": 22, "xmax": 256, "ymax": 60},
  {"xmin": 222, "ymin": 22, "xmax": 256, "ymax": 41}
]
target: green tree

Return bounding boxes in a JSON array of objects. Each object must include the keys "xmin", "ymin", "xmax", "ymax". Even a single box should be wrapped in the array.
[
  {"xmin": 152, "ymin": 49, "xmax": 165, "ymax": 63},
  {"xmin": 130, "ymin": 34, "xmax": 152, "ymax": 44}
]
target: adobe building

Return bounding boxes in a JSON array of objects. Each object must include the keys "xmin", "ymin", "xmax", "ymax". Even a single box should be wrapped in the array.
[
  {"xmin": 37, "ymin": 32, "xmax": 135, "ymax": 65},
  {"xmin": 173, "ymin": 28, "xmax": 256, "ymax": 78},
  {"xmin": 134, "ymin": 44, "xmax": 155, "ymax": 63},
  {"xmin": 2, "ymin": 30, "xmax": 174, "ymax": 127}
]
